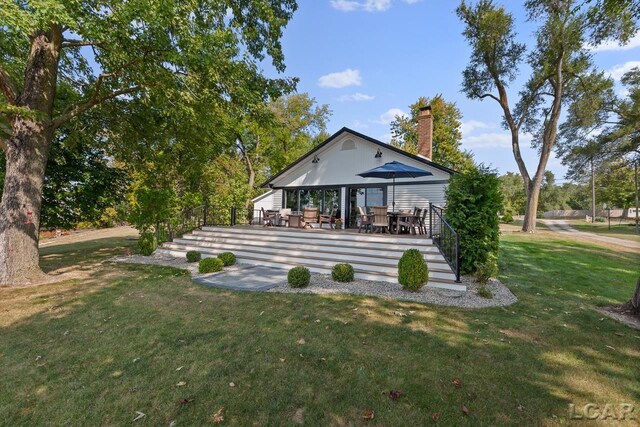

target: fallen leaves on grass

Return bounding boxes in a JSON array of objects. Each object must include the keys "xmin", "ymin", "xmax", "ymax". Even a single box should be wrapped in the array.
[
  {"xmin": 388, "ymin": 389, "xmax": 403, "ymax": 400},
  {"xmin": 175, "ymin": 366, "xmax": 183, "ymax": 371},
  {"xmin": 292, "ymin": 408, "xmax": 304, "ymax": 424},
  {"xmin": 297, "ymin": 338, "xmax": 306, "ymax": 345},
  {"xmin": 451, "ymin": 378, "xmax": 462, "ymax": 388},
  {"xmin": 363, "ymin": 409, "xmax": 375, "ymax": 420},
  {"xmin": 179, "ymin": 397, "xmax": 195, "ymax": 405},
  {"xmin": 431, "ymin": 412, "xmax": 441, "ymax": 421},
  {"xmin": 229, "ymin": 382, "xmax": 236, "ymax": 387},
  {"xmin": 211, "ymin": 407, "xmax": 225, "ymax": 423},
  {"xmin": 133, "ymin": 411, "xmax": 146, "ymax": 422},
  {"xmin": 176, "ymin": 381, "xmax": 187, "ymax": 387},
  {"xmin": 461, "ymin": 404, "xmax": 469, "ymax": 416},
  {"xmin": 517, "ymin": 403, "xmax": 525, "ymax": 412}
]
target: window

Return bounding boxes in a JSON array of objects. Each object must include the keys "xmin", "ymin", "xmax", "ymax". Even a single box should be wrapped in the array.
[{"xmin": 283, "ymin": 188, "xmax": 340, "ymax": 215}]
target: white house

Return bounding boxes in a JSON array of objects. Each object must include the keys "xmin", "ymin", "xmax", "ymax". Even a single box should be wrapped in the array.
[{"xmin": 253, "ymin": 106, "xmax": 455, "ymax": 228}]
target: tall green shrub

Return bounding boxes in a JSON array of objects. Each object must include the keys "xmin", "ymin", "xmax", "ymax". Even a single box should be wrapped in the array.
[
  {"xmin": 445, "ymin": 166, "xmax": 502, "ymax": 274},
  {"xmin": 398, "ymin": 249, "xmax": 429, "ymax": 291}
]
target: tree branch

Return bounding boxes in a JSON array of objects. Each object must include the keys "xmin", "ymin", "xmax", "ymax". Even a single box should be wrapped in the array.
[
  {"xmin": 478, "ymin": 93, "xmax": 501, "ymax": 103},
  {"xmin": 0, "ymin": 64, "xmax": 19, "ymax": 104},
  {"xmin": 61, "ymin": 39, "xmax": 101, "ymax": 49},
  {"xmin": 51, "ymin": 85, "xmax": 140, "ymax": 128}
]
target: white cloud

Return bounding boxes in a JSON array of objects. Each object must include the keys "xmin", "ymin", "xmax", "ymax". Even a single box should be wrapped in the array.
[
  {"xmin": 350, "ymin": 119, "xmax": 369, "ymax": 129},
  {"xmin": 376, "ymin": 108, "xmax": 407, "ymax": 124},
  {"xmin": 330, "ymin": 0, "xmax": 392, "ymax": 12},
  {"xmin": 462, "ymin": 132, "xmax": 533, "ymax": 149},
  {"xmin": 587, "ymin": 33, "xmax": 640, "ymax": 52},
  {"xmin": 460, "ymin": 120, "xmax": 493, "ymax": 136},
  {"xmin": 318, "ymin": 68, "xmax": 362, "ymax": 88},
  {"xmin": 607, "ymin": 61, "xmax": 640, "ymax": 80},
  {"xmin": 339, "ymin": 92, "xmax": 375, "ymax": 102}
]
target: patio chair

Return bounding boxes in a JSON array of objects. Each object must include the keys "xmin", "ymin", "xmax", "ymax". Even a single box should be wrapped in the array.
[
  {"xmin": 279, "ymin": 208, "xmax": 292, "ymax": 227},
  {"xmin": 302, "ymin": 207, "xmax": 319, "ymax": 228},
  {"xmin": 396, "ymin": 211, "xmax": 417, "ymax": 235},
  {"xmin": 417, "ymin": 208, "xmax": 428, "ymax": 235},
  {"xmin": 371, "ymin": 206, "xmax": 390, "ymax": 234},
  {"xmin": 261, "ymin": 207, "xmax": 276, "ymax": 227},
  {"xmin": 357, "ymin": 206, "xmax": 372, "ymax": 233},
  {"xmin": 319, "ymin": 208, "xmax": 336, "ymax": 229}
]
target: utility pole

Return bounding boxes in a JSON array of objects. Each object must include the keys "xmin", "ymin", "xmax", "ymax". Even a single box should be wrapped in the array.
[
  {"xmin": 635, "ymin": 159, "xmax": 638, "ymax": 234},
  {"xmin": 591, "ymin": 157, "xmax": 596, "ymax": 223}
]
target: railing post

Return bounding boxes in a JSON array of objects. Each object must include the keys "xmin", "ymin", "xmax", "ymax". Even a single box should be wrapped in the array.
[
  {"xmin": 455, "ymin": 232, "xmax": 461, "ymax": 282},
  {"xmin": 203, "ymin": 204, "xmax": 208, "ymax": 227},
  {"xmin": 230, "ymin": 206, "xmax": 236, "ymax": 226},
  {"xmin": 429, "ymin": 203, "xmax": 433, "ymax": 238}
]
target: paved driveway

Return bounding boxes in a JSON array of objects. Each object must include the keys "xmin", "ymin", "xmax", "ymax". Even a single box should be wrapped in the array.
[
  {"xmin": 193, "ymin": 265, "xmax": 287, "ymax": 291},
  {"xmin": 542, "ymin": 219, "xmax": 640, "ymax": 250}
]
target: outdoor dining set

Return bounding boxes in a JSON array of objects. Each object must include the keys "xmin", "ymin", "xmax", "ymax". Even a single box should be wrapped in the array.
[{"xmin": 260, "ymin": 206, "xmax": 428, "ymax": 235}]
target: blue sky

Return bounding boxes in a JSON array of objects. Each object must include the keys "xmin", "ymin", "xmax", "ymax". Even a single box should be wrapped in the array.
[{"xmin": 267, "ymin": 0, "xmax": 640, "ymax": 180}]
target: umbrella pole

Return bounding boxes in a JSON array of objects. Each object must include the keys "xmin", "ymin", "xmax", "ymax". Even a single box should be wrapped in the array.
[{"xmin": 392, "ymin": 175, "xmax": 396, "ymax": 211}]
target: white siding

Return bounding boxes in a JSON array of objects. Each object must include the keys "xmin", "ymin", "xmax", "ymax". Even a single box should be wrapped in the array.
[
  {"xmin": 388, "ymin": 183, "xmax": 447, "ymax": 211},
  {"xmin": 269, "ymin": 133, "xmax": 451, "ymax": 189},
  {"xmin": 253, "ymin": 190, "xmax": 276, "ymax": 212}
]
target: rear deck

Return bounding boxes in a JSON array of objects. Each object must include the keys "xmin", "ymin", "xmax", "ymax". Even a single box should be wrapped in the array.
[{"xmin": 156, "ymin": 225, "xmax": 464, "ymax": 291}]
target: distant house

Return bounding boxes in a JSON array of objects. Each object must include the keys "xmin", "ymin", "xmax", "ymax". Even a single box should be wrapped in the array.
[{"xmin": 253, "ymin": 107, "xmax": 454, "ymax": 228}]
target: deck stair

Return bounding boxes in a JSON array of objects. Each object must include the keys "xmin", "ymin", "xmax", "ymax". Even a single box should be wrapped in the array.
[{"xmin": 156, "ymin": 226, "xmax": 465, "ymax": 291}]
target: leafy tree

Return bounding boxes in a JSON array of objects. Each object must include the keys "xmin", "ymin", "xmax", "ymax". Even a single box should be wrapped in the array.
[
  {"xmin": 445, "ymin": 165, "xmax": 502, "ymax": 275},
  {"xmin": 0, "ymin": 0, "xmax": 297, "ymax": 285},
  {"xmin": 456, "ymin": 0, "xmax": 636, "ymax": 233},
  {"xmin": 499, "ymin": 172, "xmax": 526, "ymax": 215},
  {"xmin": 390, "ymin": 95, "xmax": 475, "ymax": 171}
]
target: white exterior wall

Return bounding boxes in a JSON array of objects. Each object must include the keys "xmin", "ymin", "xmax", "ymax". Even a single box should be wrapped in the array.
[
  {"xmin": 252, "ymin": 190, "xmax": 279, "ymax": 212},
  {"xmin": 269, "ymin": 132, "xmax": 451, "ymax": 188},
  {"xmin": 388, "ymin": 183, "xmax": 448, "ymax": 211}
]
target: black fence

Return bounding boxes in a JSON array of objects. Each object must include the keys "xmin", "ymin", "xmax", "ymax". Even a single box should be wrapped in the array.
[{"xmin": 429, "ymin": 204, "xmax": 461, "ymax": 282}]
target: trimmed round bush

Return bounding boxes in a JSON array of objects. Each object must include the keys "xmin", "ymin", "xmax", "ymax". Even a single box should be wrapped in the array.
[
  {"xmin": 288, "ymin": 266, "xmax": 311, "ymax": 288},
  {"xmin": 217, "ymin": 252, "xmax": 236, "ymax": 266},
  {"xmin": 136, "ymin": 231, "xmax": 157, "ymax": 256},
  {"xmin": 332, "ymin": 263, "xmax": 354, "ymax": 282},
  {"xmin": 398, "ymin": 249, "xmax": 429, "ymax": 291},
  {"xmin": 502, "ymin": 211, "xmax": 514, "ymax": 223},
  {"xmin": 198, "ymin": 257, "xmax": 224, "ymax": 274},
  {"xmin": 186, "ymin": 250, "xmax": 201, "ymax": 263}
]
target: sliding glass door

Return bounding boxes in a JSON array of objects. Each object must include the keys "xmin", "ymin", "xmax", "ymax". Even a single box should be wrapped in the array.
[{"xmin": 347, "ymin": 186, "xmax": 385, "ymax": 228}]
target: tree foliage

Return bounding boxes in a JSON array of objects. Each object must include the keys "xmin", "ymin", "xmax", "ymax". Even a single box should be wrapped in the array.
[
  {"xmin": 456, "ymin": 0, "xmax": 637, "ymax": 233},
  {"xmin": 446, "ymin": 166, "xmax": 502, "ymax": 274},
  {"xmin": 390, "ymin": 95, "xmax": 474, "ymax": 172}
]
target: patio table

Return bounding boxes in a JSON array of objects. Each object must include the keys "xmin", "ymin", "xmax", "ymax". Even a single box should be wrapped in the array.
[{"xmin": 387, "ymin": 212, "xmax": 418, "ymax": 234}]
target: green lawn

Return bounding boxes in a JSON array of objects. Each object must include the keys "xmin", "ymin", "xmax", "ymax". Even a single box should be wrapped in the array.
[
  {"xmin": 568, "ymin": 219, "xmax": 640, "ymax": 242},
  {"xmin": 0, "ymin": 234, "xmax": 638, "ymax": 425}
]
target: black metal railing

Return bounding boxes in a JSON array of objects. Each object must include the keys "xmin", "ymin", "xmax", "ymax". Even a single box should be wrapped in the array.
[{"xmin": 429, "ymin": 203, "xmax": 461, "ymax": 282}]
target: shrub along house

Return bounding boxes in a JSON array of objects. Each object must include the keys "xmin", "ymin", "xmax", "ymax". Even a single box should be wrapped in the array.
[
  {"xmin": 158, "ymin": 107, "xmax": 464, "ymax": 291},
  {"xmin": 252, "ymin": 107, "xmax": 454, "ymax": 227}
]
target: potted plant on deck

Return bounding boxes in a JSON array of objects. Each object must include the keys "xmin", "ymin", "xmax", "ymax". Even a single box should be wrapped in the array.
[{"xmin": 334, "ymin": 219, "xmax": 344, "ymax": 230}]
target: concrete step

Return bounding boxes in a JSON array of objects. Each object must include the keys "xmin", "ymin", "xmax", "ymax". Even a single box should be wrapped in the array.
[
  {"xmin": 159, "ymin": 244, "xmax": 457, "ymax": 282},
  {"xmin": 155, "ymin": 247, "xmax": 463, "ymax": 291},
  {"xmin": 200, "ymin": 226, "xmax": 433, "ymax": 246},
  {"xmin": 189, "ymin": 230, "xmax": 440, "ymax": 254},
  {"xmin": 175, "ymin": 236, "xmax": 446, "ymax": 262}
]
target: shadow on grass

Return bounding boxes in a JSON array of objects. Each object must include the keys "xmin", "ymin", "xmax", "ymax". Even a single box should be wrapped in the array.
[{"xmin": 1, "ymin": 232, "xmax": 639, "ymax": 425}]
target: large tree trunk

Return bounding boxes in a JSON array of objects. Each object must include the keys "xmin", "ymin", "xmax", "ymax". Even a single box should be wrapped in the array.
[
  {"xmin": 0, "ymin": 121, "xmax": 52, "ymax": 285},
  {"xmin": 0, "ymin": 29, "xmax": 61, "ymax": 286},
  {"xmin": 522, "ymin": 181, "xmax": 542, "ymax": 233},
  {"xmin": 631, "ymin": 277, "xmax": 640, "ymax": 315}
]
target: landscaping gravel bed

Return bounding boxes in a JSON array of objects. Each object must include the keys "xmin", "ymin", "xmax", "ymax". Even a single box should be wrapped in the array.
[
  {"xmin": 268, "ymin": 274, "xmax": 518, "ymax": 308},
  {"xmin": 112, "ymin": 254, "xmax": 518, "ymax": 308}
]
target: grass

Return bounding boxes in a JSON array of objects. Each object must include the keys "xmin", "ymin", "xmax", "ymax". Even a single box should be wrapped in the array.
[
  {"xmin": 0, "ymin": 234, "xmax": 639, "ymax": 425},
  {"xmin": 567, "ymin": 219, "xmax": 640, "ymax": 242}
]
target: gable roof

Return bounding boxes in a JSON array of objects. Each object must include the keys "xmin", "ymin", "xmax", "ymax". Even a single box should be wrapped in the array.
[{"xmin": 261, "ymin": 127, "xmax": 455, "ymax": 188}]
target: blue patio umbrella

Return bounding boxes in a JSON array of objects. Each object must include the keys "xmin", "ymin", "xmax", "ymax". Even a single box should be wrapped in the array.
[{"xmin": 357, "ymin": 161, "xmax": 433, "ymax": 210}]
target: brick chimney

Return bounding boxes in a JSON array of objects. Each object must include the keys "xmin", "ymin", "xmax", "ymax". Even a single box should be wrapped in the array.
[{"xmin": 417, "ymin": 106, "xmax": 433, "ymax": 160}]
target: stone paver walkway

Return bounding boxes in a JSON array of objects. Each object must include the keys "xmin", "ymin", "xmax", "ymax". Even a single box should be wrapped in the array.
[
  {"xmin": 192, "ymin": 265, "xmax": 287, "ymax": 291},
  {"xmin": 542, "ymin": 220, "xmax": 640, "ymax": 250}
]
